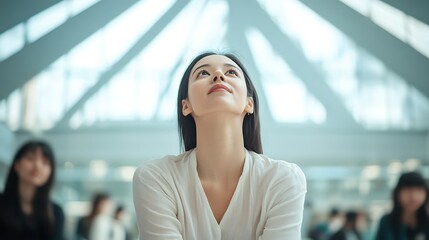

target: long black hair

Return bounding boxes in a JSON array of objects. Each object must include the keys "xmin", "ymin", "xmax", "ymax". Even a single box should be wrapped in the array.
[
  {"xmin": 1, "ymin": 140, "xmax": 56, "ymax": 237},
  {"xmin": 390, "ymin": 171, "xmax": 429, "ymax": 237},
  {"xmin": 84, "ymin": 192, "xmax": 110, "ymax": 229},
  {"xmin": 177, "ymin": 52, "xmax": 262, "ymax": 153}
]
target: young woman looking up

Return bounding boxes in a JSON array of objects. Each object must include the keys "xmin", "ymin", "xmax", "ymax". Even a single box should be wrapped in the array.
[{"xmin": 133, "ymin": 52, "xmax": 307, "ymax": 240}]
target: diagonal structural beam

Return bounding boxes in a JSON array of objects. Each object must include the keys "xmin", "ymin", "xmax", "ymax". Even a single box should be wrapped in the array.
[
  {"xmin": 225, "ymin": 1, "xmax": 274, "ymax": 125},
  {"xmin": 54, "ymin": 0, "xmax": 191, "ymax": 129},
  {"xmin": 381, "ymin": 0, "xmax": 429, "ymax": 25},
  {"xmin": 154, "ymin": 2, "xmax": 207, "ymax": 120},
  {"xmin": 225, "ymin": 31, "xmax": 276, "ymax": 125},
  {"xmin": 300, "ymin": 0, "xmax": 429, "ymax": 100},
  {"xmin": 246, "ymin": 0, "xmax": 359, "ymax": 128},
  {"xmin": 0, "ymin": 0, "xmax": 140, "ymax": 100},
  {"xmin": 0, "ymin": 0, "xmax": 61, "ymax": 34},
  {"xmin": 155, "ymin": 56, "xmax": 184, "ymax": 120}
]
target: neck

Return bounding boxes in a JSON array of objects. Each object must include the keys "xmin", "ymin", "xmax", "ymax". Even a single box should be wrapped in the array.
[
  {"xmin": 194, "ymin": 113, "xmax": 246, "ymax": 183},
  {"xmin": 18, "ymin": 180, "xmax": 37, "ymax": 214},
  {"xmin": 402, "ymin": 210, "xmax": 417, "ymax": 227}
]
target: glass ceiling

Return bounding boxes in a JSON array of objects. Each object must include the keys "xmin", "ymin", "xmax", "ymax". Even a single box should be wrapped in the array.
[{"xmin": 0, "ymin": 0, "xmax": 428, "ymax": 131}]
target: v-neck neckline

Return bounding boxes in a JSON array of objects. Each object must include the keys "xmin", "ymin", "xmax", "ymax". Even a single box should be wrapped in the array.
[{"xmin": 190, "ymin": 149, "xmax": 249, "ymax": 227}]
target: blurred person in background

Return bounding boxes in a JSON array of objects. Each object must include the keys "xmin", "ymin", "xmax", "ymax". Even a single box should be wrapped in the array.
[
  {"xmin": 329, "ymin": 210, "xmax": 362, "ymax": 240},
  {"xmin": 328, "ymin": 208, "xmax": 344, "ymax": 239},
  {"xmin": 355, "ymin": 210, "xmax": 372, "ymax": 240},
  {"xmin": 308, "ymin": 208, "xmax": 343, "ymax": 240},
  {"xmin": 111, "ymin": 205, "xmax": 131, "ymax": 240},
  {"xmin": 375, "ymin": 171, "xmax": 429, "ymax": 240},
  {"xmin": 0, "ymin": 140, "xmax": 64, "ymax": 240},
  {"xmin": 307, "ymin": 212, "xmax": 328, "ymax": 240},
  {"xmin": 75, "ymin": 192, "xmax": 111, "ymax": 240}
]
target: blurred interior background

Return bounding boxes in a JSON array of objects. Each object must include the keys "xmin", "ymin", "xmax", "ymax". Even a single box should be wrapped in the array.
[{"xmin": 0, "ymin": 0, "xmax": 428, "ymax": 239}]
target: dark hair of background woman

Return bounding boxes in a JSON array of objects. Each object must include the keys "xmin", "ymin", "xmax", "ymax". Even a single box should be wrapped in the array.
[
  {"xmin": 177, "ymin": 51, "xmax": 262, "ymax": 154},
  {"xmin": 84, "ymin": 192, "xmax": 110, "ymax": 229},
  {"xmin": 1, "ymin": 140, "xmax": 56, "ymax": 237},
  {"xmin": 390, "ymin": 171, "xmax": 429, "ymax": 237}
]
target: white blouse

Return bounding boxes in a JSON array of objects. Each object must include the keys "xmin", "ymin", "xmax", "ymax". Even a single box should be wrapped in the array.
[{"xmin": 133, "ymin": 149, "xmax": 306, "ymax": 240}]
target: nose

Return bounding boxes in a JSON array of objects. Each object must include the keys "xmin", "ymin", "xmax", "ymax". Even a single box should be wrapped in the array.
[
  {"xmin": 212, "ymin": 70, "xmax": 224, "ymax": 82},
  {"xmin": 34, "ymin": 158, "xmax": 43, "ymax": 168}
]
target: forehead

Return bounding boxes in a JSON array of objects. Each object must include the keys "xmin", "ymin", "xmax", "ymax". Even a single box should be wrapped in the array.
[
  {"xmin": 24, "ymin": 147, "xmax": 47, "ymax": 158},
  {"xmin": 191, "ymin": 55, "xmax": 241, "ymax": 72}
]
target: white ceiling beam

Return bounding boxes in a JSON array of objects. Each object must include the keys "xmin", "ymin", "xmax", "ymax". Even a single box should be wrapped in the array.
[{"xmin": 11, "ymin": 125, "xmax": 428, "ymax": 166}]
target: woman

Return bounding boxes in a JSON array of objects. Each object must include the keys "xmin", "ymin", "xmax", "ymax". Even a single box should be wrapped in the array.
[
  {"xmin": 375, "ymin": 171, "xmax": 429, "ymax": 240},
  {"xmin": 75, "ymin": 192, "xmax": 111, "ymax": 240},
  {"xmin": 133, "ymin": 52, "xmax": 307, "ymax": 239},
  {"xmin": 0, "ymin": 140, "xmax": 64, "ymax": 240}
]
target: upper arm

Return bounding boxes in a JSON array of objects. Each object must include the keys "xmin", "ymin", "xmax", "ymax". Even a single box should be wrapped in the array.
[
  {"xmin": 133, "ymin": 165, "xmax": 183, "ymax": 240},
  {"xmin": 259, "ymin": 164, "xmax": 307, "ymax": 240}
]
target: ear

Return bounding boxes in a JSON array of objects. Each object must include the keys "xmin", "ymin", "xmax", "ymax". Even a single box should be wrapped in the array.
[
  {"xmin": 182, "ymin": 99, "xmax": 193, "ymax": 116},
  {"xmin": 245, "ymin": 97, "xmax": 254, "ymax": 114}
]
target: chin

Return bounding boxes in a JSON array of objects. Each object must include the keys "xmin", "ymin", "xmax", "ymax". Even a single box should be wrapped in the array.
[
  {"xmin": 405, "ymin": 205, "xmax": 422, "ymax": 212},
  {"xmin": 30, "ymin": 178, "xmax": 49, "ymax": 187}
]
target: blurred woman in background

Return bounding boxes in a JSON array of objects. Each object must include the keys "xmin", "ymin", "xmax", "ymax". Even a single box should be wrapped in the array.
[
  {"xmin": 0, "ymin": 140, "xmax": 64, "ymax": 240},
  {"xmin": 375, "ymin": 171, "xmax": 429, "ymax": 240},
  {"xmin": 76, "ymin": 192, "xmax": 111, "ymax": 240}
]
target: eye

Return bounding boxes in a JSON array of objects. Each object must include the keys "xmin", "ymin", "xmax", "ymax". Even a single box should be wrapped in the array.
[
  {"xmin": 197, "ymin": 70, "xmax": 210, "ymax": 78},
  {"xmin": 226, "ymin": 69, "xmax": 238, "ymax": 76}
]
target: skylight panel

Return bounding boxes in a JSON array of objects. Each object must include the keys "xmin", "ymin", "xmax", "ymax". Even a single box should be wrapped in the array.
[{"xmin": 246, "ymin": 28, "xmax": 326, "ymax": 124}]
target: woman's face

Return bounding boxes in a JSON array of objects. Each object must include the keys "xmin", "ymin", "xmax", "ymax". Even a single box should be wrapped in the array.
[
  {"xmin": 98, "ymin": 199, "xmax": 112, "ymax": 215},
  {"xmin": 14, "ymin": 147, "xmax": 52, "ymax": 187},
  {"xmin": 182, "ymin": 55, "xmax": 253, "ymax": 118},
  {"xmin": 399, "ymin": 187, "xmax": 427, "ymax": 213}
]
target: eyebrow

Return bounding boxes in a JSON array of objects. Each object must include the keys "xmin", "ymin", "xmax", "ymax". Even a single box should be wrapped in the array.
[{"xmin": 192, "ymin": 63, "xmax": 242, "ymax": 76}]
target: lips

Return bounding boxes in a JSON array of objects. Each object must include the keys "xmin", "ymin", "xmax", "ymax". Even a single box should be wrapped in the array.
[
  {"xmin": 30, "ymin": 170, "xmax": 42, "ymax": 177},
  {"xmin": 208, "ymin": 84, "xmax": 232, "ymax": 94}
]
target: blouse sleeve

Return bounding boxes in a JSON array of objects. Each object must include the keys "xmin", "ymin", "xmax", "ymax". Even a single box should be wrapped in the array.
[
  {"xmin": 258, "ymin": 163, "xmax": 307, "ymax": 240},
  {"xmin": 133, "ymin": 164, "xmax": 183, "ymax": 240}
]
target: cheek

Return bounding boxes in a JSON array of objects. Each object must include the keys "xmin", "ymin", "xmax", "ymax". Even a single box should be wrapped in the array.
[
  {"xmin": 234, "ymin": 82, "xmax": 249, "ymax": 102},
  {"xmin": 188, "ymin": 84, "xmax": 202, "ymax": 101},
  {"xmin": 15, "ymin": 162, "xmax": 30, "ymax": 176},
  {"xmin": 416, "ymin": 192, "xmax": 427, "ymax": 203},
  {"xmin": 42, "ymin": 166, "xmax": 52, "ymax": 179},
  {"xmin": 399, "ymin": 192, "xmax": 410, "ymax": 204},
  {"xmin": 187, "ymin": 83, "xmax": 207, "ymax": 107}
]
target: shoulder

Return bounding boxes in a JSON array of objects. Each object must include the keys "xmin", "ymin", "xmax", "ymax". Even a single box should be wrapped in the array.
[
  {"xmin": 379, "ymin": 213, "xmax": 392, "ymax": 226},
  {"xmin": 52, "ymin": 201, "xmax": 65, "ymax": 220},
  {"xmin": 0, "ymin": 192, "xmax": 13, "ymax": 215},
  {"xmin": 0, "ymin": 192, "xmax": 9, "ymax": 204},
  {"xmin": 379, "ymin": 213, "xmax": 390, "ymax": 222},
  {"xmin": 52, "ymin": 202, "xmax": 63, "ymax": 212},
  {"xmin": 133, "ymin": 150, "xmax": 192, "ymax": 185},
  {"xmin": 249, "ymin": 151, "xmax": 306, "ymax": 191},
  {"xmin": 0, "ymin": 192, "xmax": 5, "ymax": 205},
  {"xmin": 0, "ymin": 193, "xmax": 7, "ymax": 219},
  {"xmin": 330, "ymin": 230, "xmax": 345, "ymax": 240}
]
